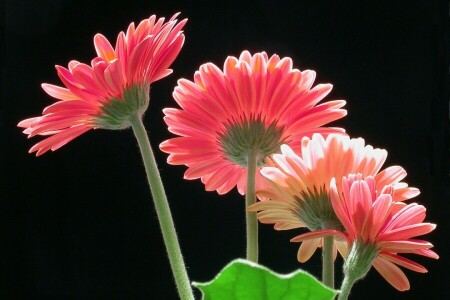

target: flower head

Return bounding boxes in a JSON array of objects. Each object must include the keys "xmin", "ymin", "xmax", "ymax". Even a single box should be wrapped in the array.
[
  {"xmin": 294, "ymin": 175, "xmax": 438, "ymax": 291},
  {"xmin": 18, "ymin": 13, "xmax": 187, "ymax": 156},
  {"xmin": 248, "ymin": 134, "xmax": 420, "ymax": 262},
  {"xmin": 160, "ymin": 51, "xmax": 347, "ymax": 195}
]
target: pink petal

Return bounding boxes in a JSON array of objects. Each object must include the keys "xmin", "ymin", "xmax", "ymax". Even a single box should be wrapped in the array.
[
  {"xmin": 94, "ymin": 34, "xmax": 116, "ymax": 62},
  {"xmin": 379, "ymin": 252, "xmax": 428, "ymax": 273},
  {"xmin": 290, "ymin": 229, "xmax": 347, "ymax": 242},
  {"xmin": 381, "ymin": 223, "xmax": 436, "ymax": 242},
  {"xmin": 372, "ymin": 256, "xmax": 410, "ymax": 291},
  {"xmin": 378, "ymin": 240, "xmax": 434, "ymax": 252},
  {"xmin": 367, "ymin": 194, "xmax": 392, "ymax": 241},
  {"xmin": 393, "ymin": 187, "xmax": 420, "ymax": 201},
  {"xmin": 29, "ymin": 125, "xmax": 91, "ymax": 156},
  {"xmin": 375, "ymin": 166, "xmax": 407, "ymax": 189},
  {"xmin": 41, "ymin": 84, "xmax": 80, "ymax": 100},
  {"xmin": 297, "ymin": 238, "xmax": 321, "ymax": 263}
]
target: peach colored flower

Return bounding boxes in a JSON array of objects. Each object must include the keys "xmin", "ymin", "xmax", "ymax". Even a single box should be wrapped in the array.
[
  {"xmin": 292, "ymin": 174, "xmax": 438, "ymax": 291},
  {"xmin": 160, "ymin": 51, "xmax": 347, "ymax": 195},
  {"xmin": 248, "ymin": 134, "xmax": 420, "ymax": 262},
  {"xmin": 18, "ymin": 14, "xmax": 186, "ymax": 156}
]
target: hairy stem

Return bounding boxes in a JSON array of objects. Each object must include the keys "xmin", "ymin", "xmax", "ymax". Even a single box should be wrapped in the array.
[
  {"xmin": 130, "ymin": 114, "xmax": 194, "ymax": 300},
  {"xmin": 338, "ymin": 274, "xmax": 357, "ymax": 300}
]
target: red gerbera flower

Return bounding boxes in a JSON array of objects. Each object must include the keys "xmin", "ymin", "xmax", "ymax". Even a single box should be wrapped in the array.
[
  {"xmin": 160, "ymin": 51, "xmax": 347, "ymax": 195},
  {"xmin": 18, "ymin": 13, "xmax": 186, "ymax": 156}
]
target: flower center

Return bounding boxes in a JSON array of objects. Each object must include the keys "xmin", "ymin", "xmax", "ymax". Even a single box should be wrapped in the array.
[
  {"xmin": 93, "ymin": 84, "xmax": 150, "ymax": 130},
  {"xmin": 295, "ymin": 187, "xmax": 343, "ymax": 231},
  {"xmin": 218, "ymin": 117, "xmax": 285, "ymax": 166}
]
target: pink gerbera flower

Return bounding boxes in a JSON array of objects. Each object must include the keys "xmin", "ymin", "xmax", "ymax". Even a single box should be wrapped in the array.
[
  {"xmin": 18, "ymin": 14, "xmax": 187, "ymax": 156},
  {"xmin": 248, "ymin": 134, "xmax": 420, "ymax": 262},
  {"xmin": 160, "ymin": 51, "xmax": 347, "ymax": 195},
  {"xmin": 293, "ymin": 174, "xmax": 438, "ymax": 293}
]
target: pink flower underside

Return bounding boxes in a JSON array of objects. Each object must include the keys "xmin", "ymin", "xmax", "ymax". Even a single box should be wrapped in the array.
[
  {"xmin": 19, "ymin": 14, "xmax": 186, "ymax": 156},
  {"xmin": 160, "ymin": 51, "xmax": 348, "ymax": 195},
  {"xmin": 327, "ymin": 177, "xmax": 438, "ymax": 290}
]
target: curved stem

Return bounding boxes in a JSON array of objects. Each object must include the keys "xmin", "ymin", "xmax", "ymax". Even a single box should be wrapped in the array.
[
  {"xmin": 338, "ymin": 274, "xmax": 357, "ymax": 300},
  {"xmin": 245, "ymin": 149, "xmax": 258, "ymax": 262},
  {"xmin": 129, "ymin": 114, "xmax": 194, "ymax": 300},
  {"xmin": 322, "ymin": 236, "xmax": 334, "ymax": 288}
]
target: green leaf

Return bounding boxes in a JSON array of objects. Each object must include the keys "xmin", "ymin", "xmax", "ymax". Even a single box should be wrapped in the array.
[{"xmin": 193, "ymin": 259, "xmax": 337, "ymax": 300}]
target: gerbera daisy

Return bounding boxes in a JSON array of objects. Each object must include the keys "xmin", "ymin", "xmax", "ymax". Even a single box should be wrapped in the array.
[
  {"xmin": 160, "ymin": 51, "xmax": 347, "ymax": 196},
  {"xmin": 248, "ymin": 134, "xmax": 420, "ymax": 263},
  {"xmin": 160, "ymin": 51, "xmax": 347, "ymax": 261},
  {"xmin": 293, "ymin": 175, "xmax": 437, "ymax": 298},
  {"xmin": 18, "ymin": 13, "xmax": 187, "ymax": 156},
  {"xmin": 17, "ymin": 14, "xmax": 195, "ymax": 299}
]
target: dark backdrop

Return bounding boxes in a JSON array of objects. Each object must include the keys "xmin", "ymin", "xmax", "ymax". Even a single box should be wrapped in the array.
[{"xmin": 3, "ymin": 0, "xmax": 449, "ymax": 299}]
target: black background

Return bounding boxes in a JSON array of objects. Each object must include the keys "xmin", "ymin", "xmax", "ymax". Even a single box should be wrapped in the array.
[{"xmin": 3, "ymin": 0, "xmax": 449, "ymax": 299}]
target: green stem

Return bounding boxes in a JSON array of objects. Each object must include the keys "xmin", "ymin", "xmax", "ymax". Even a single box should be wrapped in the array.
[
  {"xmin": 245, "ymin": 149, "xmax": 258, "ymax": 263},
  {"xmin": 322, "ymin": 236, "xmax": 334, "ymax": 288},
  {"xmin": 338, "ymin": 240, "xmax": 378, "ymax": 299},
  {"xmin": 338, "ymin": 274, "xmax": 357, "ymax": 300},
  {"xmin": 129, "ymin": 114, "xmax": 194, "ymax": 300}
]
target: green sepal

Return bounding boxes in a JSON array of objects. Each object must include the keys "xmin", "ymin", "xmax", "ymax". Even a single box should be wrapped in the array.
[
  {"xmin": 343, "ymin": 240, "xmax": 379, "ymax": 282},
  {"xmin": 218, "ymin": 116, "xmax": 285, "ymax": 166},
  {"xmin": 94, "ymin": 84, "xmax": 149, "ymax": 130}
]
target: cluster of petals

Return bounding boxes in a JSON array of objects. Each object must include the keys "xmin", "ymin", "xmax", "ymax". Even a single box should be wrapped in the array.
[
  {"xmin": 293, "ymin": 175, "xmax": 438, "ymax": 291},
  {"xmin": 249, "ymin": 133, "xmax": 420, "ymax": 262},
  {"xmin": 160, "ymin": 51, "xmax": 347, "ymax": 195},
  {"xmin": 18, "ymin": 14, "xmax": 187, "ymax": 156}
]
